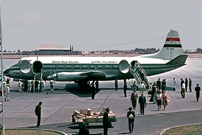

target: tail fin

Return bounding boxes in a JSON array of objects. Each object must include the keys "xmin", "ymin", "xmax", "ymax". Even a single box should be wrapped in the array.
[{"xmin": 140, "ymin": 30, "xmax": 184, "ymax": 60}]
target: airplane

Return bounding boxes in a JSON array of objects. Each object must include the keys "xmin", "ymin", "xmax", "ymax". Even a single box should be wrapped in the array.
[{"xmin": 3, "ymin": 30, "xmax": 187, "ymax": 90}]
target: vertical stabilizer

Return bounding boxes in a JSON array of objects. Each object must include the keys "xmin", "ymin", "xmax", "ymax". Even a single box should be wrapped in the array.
[{"xmin": 140, "ymin": 30, "xmax": 184, "ymax": 60}]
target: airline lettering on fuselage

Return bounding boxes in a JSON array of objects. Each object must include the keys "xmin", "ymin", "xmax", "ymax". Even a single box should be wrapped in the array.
[
  {"xmin": 52, "ymin": 60, "xmax": 79, "ymax": 64},
  {"xmin": 91, "ymin": 61, "xmax": 118, "ymax": 64}
]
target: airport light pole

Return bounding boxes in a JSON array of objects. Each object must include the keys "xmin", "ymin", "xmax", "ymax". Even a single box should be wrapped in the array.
[{"xmin": 0, "ymin": 0, "xmax": 5, "ymax": 135}]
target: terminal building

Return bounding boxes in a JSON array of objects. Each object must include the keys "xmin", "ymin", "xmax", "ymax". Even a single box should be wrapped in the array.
[{"xmin": 21, "ymin": 45, "xmax": 82, "ymax": 55}]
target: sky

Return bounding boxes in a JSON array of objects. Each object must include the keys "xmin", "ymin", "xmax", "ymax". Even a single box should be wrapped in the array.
[{"xmin": 1, "ymin": 0, "xmax": 202, "ymax": 52}]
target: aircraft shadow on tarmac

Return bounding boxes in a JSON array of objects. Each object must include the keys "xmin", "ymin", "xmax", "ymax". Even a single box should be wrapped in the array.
[{"xmin": 64, "ymin": 84, "xmax": 102, "ymax": 98}]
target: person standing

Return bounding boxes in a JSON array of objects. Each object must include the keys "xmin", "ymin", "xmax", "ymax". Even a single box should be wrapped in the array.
[
  {"xmin": 18, "ymin": 80, "xmax": 22, "ymax": 92},
  {"xmin": 173, "ymin": 78, "xmax": 177, "ymax": 91},
  {"xmin": 35, "ymin": 102, "xmax": 42, "ymax": 127},
  {"xmin": 139, "ymin": 81, "xmax": 145, "ymax": 93},
  {"xmin": 151, "ymin": 82, "xmax": 157, "ymax": 103},
  {"xmin": 152, "ymin": 87, "xmax": 157, "ymax": 104},
  {"xmin": 185, "ymin": 78, "xmax": 188, "ymax": 92},
  {"xmin": 131, "ymin": 90, "xmax": 138, "ymax": 110},
  {"xmin": 195, "ymin": 84, "xmax": 201, "ymax": 102},
  {"xmin": 156, "ymin": 91, "xmax": 162, "ymax": 111},
  {"xmin": 162, "ymin": 90, "xmax": 168, "ymax": 110},
  {"xmin": 180, "ymin": 78, "xmax": 184, "ymax": 90},
  {"xmin": 5, "ymin": 84, "xmax": 10, "ymax": 102},
  {"xmin": 35, "ymin": 80, "xmax": 39, "ymax": 92},
  {"xmin": 157, "ymin": 78, "xmax": 161, "ymax": 91},
  {"xmin": 131, "ymin": 81, "xmax": 138, "ymax": 91},
  {"xmin": 50, "ymin": 80, "xmax": 54, "ymax": 92},
  {"xmin": 103, "ymin": 108, "xmax": 109, "ymax": 135},
  {"xmin": 24, "ymin": 81, "xmax": 28, "ymax": 93},
  {"xmin": 189, "ymin": 78, "xmax": 192, "ymax": 92},
  {"xmin": 127, "ymin": 107, "xmax": 135, "ymax": 133},
  {"xmin": 138, "ymin": 93, "xmax": 146, "ymax": 115},
  {"xmin": 181, "ymin": 82, "xmax": 185, "ymax": 98},
  {"xmin": 162, "ymin": 79, "xmax": 166, "ymax": 93},
  {"xmin": 123, "ymin": 79, "xmax": 127, "ymax": 97}
]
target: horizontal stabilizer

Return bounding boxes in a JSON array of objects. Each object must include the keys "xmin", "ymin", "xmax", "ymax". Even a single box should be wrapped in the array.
[{"xmin": 166, "ymin": 55, "xmax": 188, "ymax": 65}]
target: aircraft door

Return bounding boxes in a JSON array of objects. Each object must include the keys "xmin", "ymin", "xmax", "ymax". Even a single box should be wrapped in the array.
[
  {"xmin": 33, "ymin": 61, "xmax": 43, "ymax": 74},
  {"xmin": 131, "ymin": 60, "xmax": 138, "ymax": 69}
]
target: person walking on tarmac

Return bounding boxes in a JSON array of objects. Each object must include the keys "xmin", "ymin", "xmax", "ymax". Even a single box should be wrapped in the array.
[
  {"xmin": 127, "ymin": 107, "xmax": 135, "ymax": 133},
  {"xmin": 195, "ymin": 84, "xmax": 201, "ymax": 102},
  {"xmin": 35, "ymin": 102, "xmax": 42, "ymax": 127},
  {"xmin": 131, "ymin": 90, "xmax": 138, "ymax": 110},
  {"xmin": 138, "ymin": 93, "xmax": 146, "ymax": 115}
]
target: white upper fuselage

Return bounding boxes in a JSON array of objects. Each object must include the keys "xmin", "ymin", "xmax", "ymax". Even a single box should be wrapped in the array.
[{"xmin": 21, "ymin": 55, "xmax": 169, "ymax": 65}]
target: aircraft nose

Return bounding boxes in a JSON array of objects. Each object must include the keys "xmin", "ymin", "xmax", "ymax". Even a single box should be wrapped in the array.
[{"xmin": 3, "ymin": 69, "xmax": 9, "ymax": 76}]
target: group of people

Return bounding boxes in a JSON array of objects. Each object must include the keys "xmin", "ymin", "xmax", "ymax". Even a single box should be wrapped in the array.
[
  {"xmin": 180, "ymin": 78, "xmax": 201, "ymax": 102},
  {"xmin": 180, "ymin": 78, "xmax": 192, "ymax": 98},
  {"xmin": 18, "ymin": 79, "xmax": 54, "ymax": 93},
  {"xmin": 149, "ymin": 78, "xmax": 168, "ymax": 110}
]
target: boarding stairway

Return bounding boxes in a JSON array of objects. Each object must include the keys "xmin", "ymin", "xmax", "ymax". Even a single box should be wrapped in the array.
[{"xmin": 129, "ymin": 64, "xmax": 150, "ymax": 89}]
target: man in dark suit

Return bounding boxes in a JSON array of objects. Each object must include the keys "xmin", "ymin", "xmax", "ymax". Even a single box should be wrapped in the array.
[
  {"xmin": 139, "ymin": 93, "xmax": 146, "ymax": 115},
  {"xmin": 157, "ymin": 78, "xmax": 161, "ymax": 91},
  {"xmin": 123, "ymin": 79, "xmax": 127, "ymax": 97},
  {"xmin": 189, "ymin": 78, "xmax": 192, "ymax": 92},
  {"xmin": 103, "ymin": 108, "xmax": 109, "ymax": 135},
  {"xmin": 35, "ymin": 102, "xmax": 42, "ymax": 127},
  {"xmin": 162, "ymin": 79, "xmax": 166, "ymax": 93},
  {"xmin": 185, "ymin": 78, "xmax": 188, "ymax": 92},
  {"xmin": 195, "ymin": 84, "xmax": 201, "ymax": 102}
]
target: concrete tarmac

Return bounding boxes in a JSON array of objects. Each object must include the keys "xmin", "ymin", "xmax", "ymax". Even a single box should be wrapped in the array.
[{"xmin": 1, "ymin": 58, "xmax": 202, "ymax": 135}]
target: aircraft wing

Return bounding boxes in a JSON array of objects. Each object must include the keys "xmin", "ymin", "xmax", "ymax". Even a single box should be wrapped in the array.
[{"xmin": 47, "ymin": 70, "xmax": 112, "ymax": 81}]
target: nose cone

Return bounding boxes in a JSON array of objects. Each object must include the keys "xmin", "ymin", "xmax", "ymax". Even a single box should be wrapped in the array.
[{"xmin": 3, "ymin": 69, "xmax": 9, "ymax": 76}]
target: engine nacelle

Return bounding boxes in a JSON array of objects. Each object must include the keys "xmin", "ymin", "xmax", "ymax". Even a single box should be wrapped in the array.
[{"xmin": 47, "ymin": 72, "xmax": 87, "ymax": 81}]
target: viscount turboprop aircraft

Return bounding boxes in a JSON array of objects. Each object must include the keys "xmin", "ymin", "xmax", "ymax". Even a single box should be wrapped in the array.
[{"xmin": 4, "ymin": 30, "xmax": 187, "ymax": 90}]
